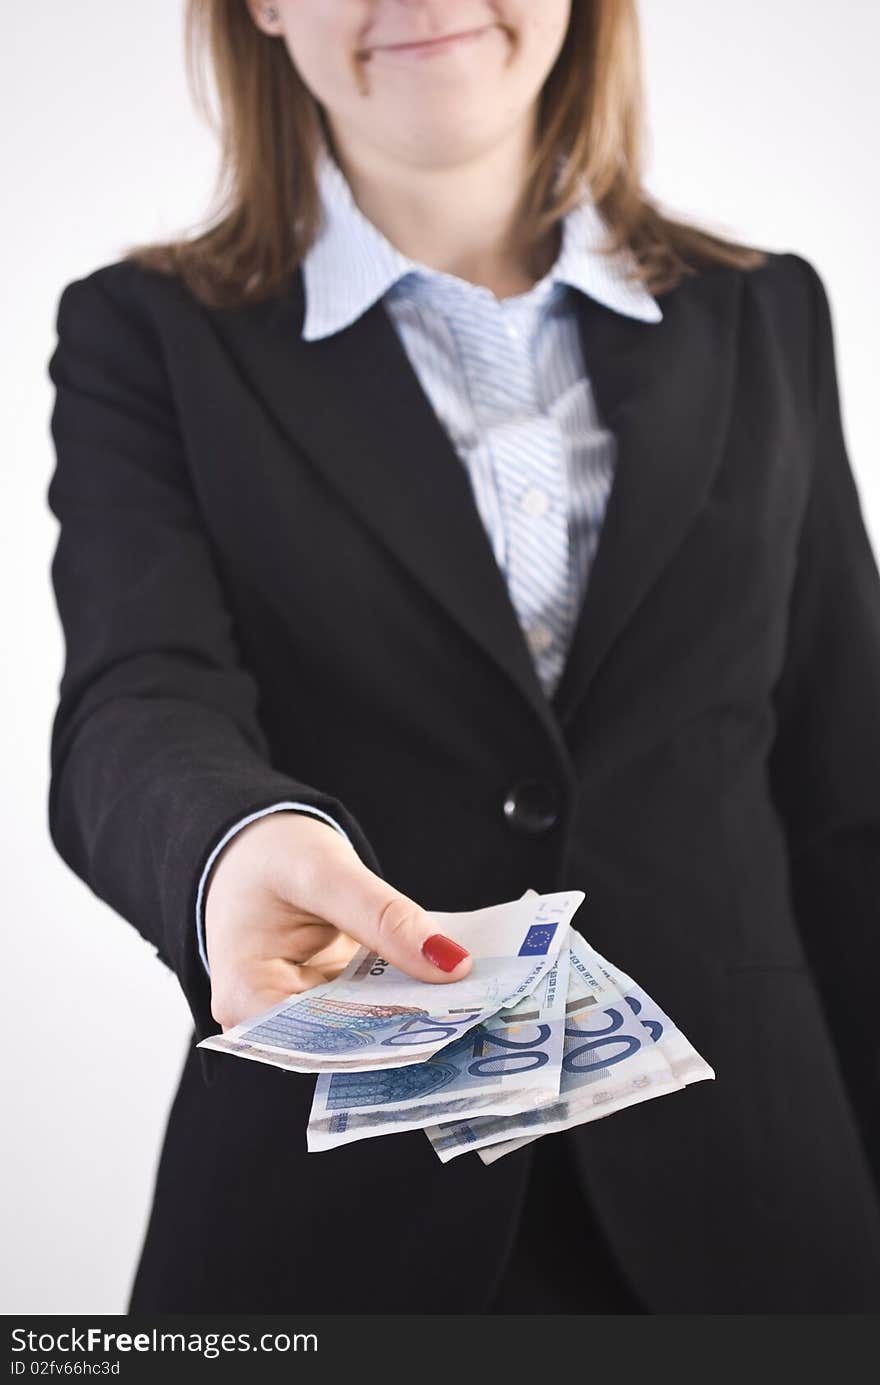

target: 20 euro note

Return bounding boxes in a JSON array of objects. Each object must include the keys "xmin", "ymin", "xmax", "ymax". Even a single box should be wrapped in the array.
[
  {"xmin": 198, "ymin": 889, "xmax": 583, "ymax": 1075},
  {"xmin": 306, "ymin": 948, "xmax": 570, "ymax": 1151},
  {"xmin": 424, "ymin": 930, "xmax": 697, "ymax": 1162},
  {"xmin": 474, "ymin": 944, "xmax": 715, "ymax": 1164},
  {"xmin": 586, "ymin": 947, "xmax": 715, "ymax": 1087}
]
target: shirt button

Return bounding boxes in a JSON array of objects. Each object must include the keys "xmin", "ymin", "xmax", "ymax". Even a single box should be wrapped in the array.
[
  {"xmin": 520, "ymin": 488, "xmax": 550, "ymax": 518},
  {"xmin": 526, "ymin": 622, "xmax": 553, "ymax": 656}
]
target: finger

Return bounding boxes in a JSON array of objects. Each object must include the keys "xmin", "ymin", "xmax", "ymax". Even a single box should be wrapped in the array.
[
  {"xmin": 307, "ymin": 930, "xmax": 360, "ymax": 976},
  {"xmin": 214, "ymin": 959, "xmax": 331, "ymax": 1030},
  {"xmin": 284, "ymin": 853, "xmax": 472, "ymax": 985}
]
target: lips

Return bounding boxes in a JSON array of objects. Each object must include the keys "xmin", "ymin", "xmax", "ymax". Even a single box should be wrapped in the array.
[{"xmin": 367, "ymin": 24, "xmax": 494, "ymax": 57}]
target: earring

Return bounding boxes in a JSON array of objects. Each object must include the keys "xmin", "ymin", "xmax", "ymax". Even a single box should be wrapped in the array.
[{"xmin": 263, "ymin": 5, "xmax": 279, "ymax": 22}]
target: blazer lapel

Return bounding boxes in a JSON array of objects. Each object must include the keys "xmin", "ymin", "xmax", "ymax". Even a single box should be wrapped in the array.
[
  {"xmin": 207, "ymin": 265, "xmax": 743, "ymax": 748},
  {"xmin": 207, "ymin": 274, "xmax": 564, "ymax": 750},
  {"xmin": 551, "ymin": 271, "xmax": 745, "ymax": 730}
]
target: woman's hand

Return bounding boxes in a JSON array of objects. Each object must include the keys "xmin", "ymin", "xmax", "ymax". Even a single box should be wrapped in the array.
[{"xmin": 204, "ymin": 812, "xmax": 472, "ymax": 1030}]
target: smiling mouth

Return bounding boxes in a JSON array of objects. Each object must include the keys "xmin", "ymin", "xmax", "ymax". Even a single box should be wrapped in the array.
[{"xmin": 361, "ymin": 24, "xmax": 496, "ymax": 59}]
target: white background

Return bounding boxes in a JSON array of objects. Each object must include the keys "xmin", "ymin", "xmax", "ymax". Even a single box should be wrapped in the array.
[{"xmin": 2, "ymin": 1, "xmax": 878, "ymax": 1313}]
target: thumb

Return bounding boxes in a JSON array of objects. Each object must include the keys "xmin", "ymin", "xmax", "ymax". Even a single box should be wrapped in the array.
[{"xmin": 293, "ymin": 851, "xmax": 472, "ymax": 985}]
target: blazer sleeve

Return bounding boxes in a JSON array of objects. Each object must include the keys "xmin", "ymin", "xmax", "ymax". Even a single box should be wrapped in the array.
[
  {"xmin": 767, "ymin": 254, "xmax": 880, "ymax": 1170},
  {"xmin": 46, "ymin": 266, "xmax": 384, "ymax": 1046}
]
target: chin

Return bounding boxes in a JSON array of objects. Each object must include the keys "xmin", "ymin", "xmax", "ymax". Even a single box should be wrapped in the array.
[{"xmin": 386, "ymin": 117, "xmax": 502, "ymax": 168}]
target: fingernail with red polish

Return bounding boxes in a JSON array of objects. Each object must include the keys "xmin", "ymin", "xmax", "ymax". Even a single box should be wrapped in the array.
[{"xmin": 422, "ymin": 934, "xmax": 470, "ymax": 973}]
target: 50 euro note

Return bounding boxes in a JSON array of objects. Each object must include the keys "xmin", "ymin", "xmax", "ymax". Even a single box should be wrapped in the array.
[
  {"xmin": 306, "ymin": 948, "xmax": 570, "ymax": 1151},
  {"xmin": 198, "ymin": 889, "xmax": 583, "ymax": 1075},
  {"xmin": 425, "ymin": 931, "xmax": 713, "ymax": 1163}
]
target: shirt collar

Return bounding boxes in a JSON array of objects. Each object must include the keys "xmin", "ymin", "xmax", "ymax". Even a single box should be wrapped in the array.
[{"xmin": 301, "ymin": 143, "xmax": 662, "ymax": 341}]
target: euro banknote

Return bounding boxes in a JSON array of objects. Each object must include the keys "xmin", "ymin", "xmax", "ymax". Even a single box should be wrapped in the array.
[
  {"xmin": 423, "ymin": 930, "xmax": 679, "ymax": 1161},
  {"xmin": 198, "ymin": 889, "xmax": 583, "ymax": 1074},
  {"xmin": 306, "ymin": 948, "xmax": 570, "ymax": 1151},
  {"xmin": 586, "ymin": 947, "xmax": 715, "ymax": 1086},
  {"xmin": 426, "ymin": 947, "xmax": 715, "ymax": 1163}
]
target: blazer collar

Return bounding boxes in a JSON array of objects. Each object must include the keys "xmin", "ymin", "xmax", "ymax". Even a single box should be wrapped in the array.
[
  {"xmin": 301, "ymin": 143, "xmax": 662, "ymax": 340},
  {"xmin": 206, "ymin": 260, "xmax": 742, "ymax": 751}
]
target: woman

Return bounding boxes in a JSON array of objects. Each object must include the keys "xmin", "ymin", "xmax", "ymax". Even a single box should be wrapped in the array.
[{"xmin": 46, "ymin": 0, "xmax": 880, "ymax": 1313}]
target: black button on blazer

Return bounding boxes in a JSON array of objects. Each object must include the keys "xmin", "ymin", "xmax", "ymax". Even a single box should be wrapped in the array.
[{"xmin": 46, "ymin": 250, "xmax": 880, "ymax": 1311}]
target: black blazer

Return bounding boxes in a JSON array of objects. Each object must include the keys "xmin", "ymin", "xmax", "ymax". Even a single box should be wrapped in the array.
[{"xmin": 46, "ymin": 250, "xmax": 880, "ymax": 1312}]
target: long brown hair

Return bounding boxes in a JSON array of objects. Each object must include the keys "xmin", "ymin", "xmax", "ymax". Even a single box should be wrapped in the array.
[{"xmin": 126, "ymin": 0, "xmax": 767, "ymax": 308}]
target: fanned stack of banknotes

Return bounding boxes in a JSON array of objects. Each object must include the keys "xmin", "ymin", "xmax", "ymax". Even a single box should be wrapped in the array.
[{"xmin": 199, "ymin": 889, "xmax": 714, "ymax": 1163}]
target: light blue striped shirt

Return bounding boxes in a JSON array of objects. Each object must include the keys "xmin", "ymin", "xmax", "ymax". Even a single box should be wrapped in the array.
[{"xmin": 196, "ymin": 144, "xmax": 662, "ymax": 973}]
